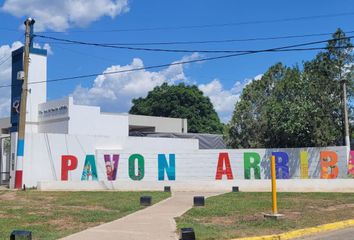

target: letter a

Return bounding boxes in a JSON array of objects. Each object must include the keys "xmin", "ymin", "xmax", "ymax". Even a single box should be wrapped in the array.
[{"xmin": 215, "ymin": 153, "xmax": 234, "ymax": 180}]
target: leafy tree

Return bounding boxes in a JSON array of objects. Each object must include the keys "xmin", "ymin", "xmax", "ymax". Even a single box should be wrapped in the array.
[
  {"xmin": 226, "ymin": 29, "xmax": 353, "ymax": 148},
  {"xmin": 129, "ymin": 83, "xmax": 223, "ymax": 134}
]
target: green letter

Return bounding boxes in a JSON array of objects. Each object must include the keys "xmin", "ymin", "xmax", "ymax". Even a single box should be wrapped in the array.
[
  {"xmin": 129, "ymin": 154, "xmax": 145, "ymax": 180},
  {"xmin": 244, "ymin": 152, "xmax": 261, "ymax": 179}
]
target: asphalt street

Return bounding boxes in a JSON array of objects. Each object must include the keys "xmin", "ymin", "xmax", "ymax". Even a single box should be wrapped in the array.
[{"xmin": 295, "ymin": 227, "xmax": 354, "ymax": 240}]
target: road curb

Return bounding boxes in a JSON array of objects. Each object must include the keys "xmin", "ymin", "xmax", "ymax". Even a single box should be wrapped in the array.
[{"xmin": 231, "ymin": 219, "xmax": 354, "ymax": 240}]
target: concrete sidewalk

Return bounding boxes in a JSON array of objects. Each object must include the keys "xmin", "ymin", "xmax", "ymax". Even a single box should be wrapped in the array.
[{"xmin": 60, "ymin": 191, "xmax": 225, "ymax": 240}]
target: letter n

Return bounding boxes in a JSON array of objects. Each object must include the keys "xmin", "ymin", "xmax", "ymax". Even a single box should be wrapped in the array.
[{"xmin": 158, "ymin": 154, "xmax": 175, "ymax": 180}]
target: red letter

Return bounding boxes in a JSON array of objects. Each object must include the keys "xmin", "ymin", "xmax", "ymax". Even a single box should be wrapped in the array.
[
  {"xmin": 215, "ymin": 153, "xmax": 234, "ymax": 180},
  {"xmin": 320, "ymin": 151, "xmax": 338, "ymax": 179},
  {"xmin": 61, "ymin": 155, "xmax": 78, "ymax": 181}
]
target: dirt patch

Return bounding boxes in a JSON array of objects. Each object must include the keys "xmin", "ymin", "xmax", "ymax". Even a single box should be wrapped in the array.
[
  {"xmin": 0, "ymin": 213, "xmax": 15, "ymax": 219},
  {"xmin": 60, "ymin": 205, "xmax": 111, "ymax": 212},
  {"xmin": 0, "ymin": 191, "xmax": 17, "ymax": 201},
  {"xmin": 211, "ymin": 216, "xmax": 236, "ymax": 225},
  {"xmin": 282, "ymin": 211, "xmax": 302, "ymax": 220},
  {"xmin": 48, "ymin": 217, "xmax": 78, "ymax": 230},
  {"xmin": 322, "ymin": 203, "xmax": 354, "ymax": 211}
]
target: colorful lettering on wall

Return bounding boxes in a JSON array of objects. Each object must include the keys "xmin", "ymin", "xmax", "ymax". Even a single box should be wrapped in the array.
[
  {"xmin": 128, "ymin": 154, "xmax": 145, "ymax": 180},
  {"xmin": 300, "ymin": 151, "xmax": 309, "ymax": 179},
  {"xmin": 320, "ymin": 151, "xmax": 338, "ymax": 179},
  {"xmin": 61, "ymin": 155, "xmax": 78, "ymax": 181},
  {"xmin": 349, "ymin": 151, "xmax": 354, "ymax": 178},
  {"xmin": 81, "ymin": 155, "xmax": 98, "ymax": 181},
  {"xmin": 244, "ymin": 152, "xmax": 261, "ymax": 179},
  {"xmin": 272, "ymin": 152, "xmax": 289, "ymax": 179},
  {"xmin": 57, "ymin": 148, "xmax": 348, "ymax": 183},
  {"xmin": 104, "ymin": 154, "xmax": 119, "ymax": 181},
  {"xmin": 215, "ymin": 153, "xmax": 234, "ymax": 180},
  {"xmin": 158, "ymin": 154, "xmax": 176, "ymax": 181}
]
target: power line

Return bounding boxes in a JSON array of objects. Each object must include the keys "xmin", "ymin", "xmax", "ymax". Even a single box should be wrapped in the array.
[
  {"xmin": 0, "ymin": 33, "xmax": 24, "ymax": 67},
  {"xmin": 34, "ymin": 30, "xmax": 354, "ymax": 46},
  {"xmin": 55, "ymin": 44, "xmax": 117, "ymax": 63},
  {"xmin": 0, "ymin": 45, "xmax": 352, "ymax": 90},
  {"xmin": 34, "ymin": 34, "xmax": 354, "ymax": 54},
  {"xmin": 36, "ymin": 11, "xmax": 354, "ymax": 33},
  {"xmin": 0, "ymin": 55, "xmax": 12, "ymax": 67}
]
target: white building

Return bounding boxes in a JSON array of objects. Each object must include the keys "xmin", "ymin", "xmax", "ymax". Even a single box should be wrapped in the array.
[
  {"xmin": 1, "ymin": 45, "xmax": 187, "ymax": 137},
  {"xmin": 0, "ymin": 44, "xmax": 194, "ymax": 188}
]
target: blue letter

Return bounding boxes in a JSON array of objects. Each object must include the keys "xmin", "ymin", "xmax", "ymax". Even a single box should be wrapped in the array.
[
  {"xmin": 158, "ymin": 154, "xmax": 176, "ymax": 180},
  {"xmin": 272, "ymin": 152, "xmax": 289, "ymax": 179}
]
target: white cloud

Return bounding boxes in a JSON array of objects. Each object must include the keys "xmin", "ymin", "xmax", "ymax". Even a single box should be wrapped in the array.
[
  {"xmin": 72, "ymin": 54, "xmax": 200, "ymax": 112},
  {"xmin": 72, "ymin": 53, "xmax": 262, "ymax": 123},
  {"xmin": 0, "ymin": 41, "xmax": 23, "ymax": 117},
  {"xmin": 199, "ymin": 73, "xmax": 263, "ymax": 122},
  {"xmin": 2, "ymin": 0, "xmax": 129, "ymax": 31},
  {"xmin": 199, "ymin": 79, "xmax": 240, "ymax": 123}
]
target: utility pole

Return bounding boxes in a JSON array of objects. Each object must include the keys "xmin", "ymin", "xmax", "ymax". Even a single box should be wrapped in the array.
[
  {"xmin": 14, "ymin": 18, "xmax": 35, "ymax": 189},
  {"xmin": 342, "ymin": 79, "xmax": 350, "ymax": 160}
]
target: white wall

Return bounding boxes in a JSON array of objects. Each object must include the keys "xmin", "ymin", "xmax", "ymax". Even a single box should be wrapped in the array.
[
  {"xmin": 18, "ymin": 132, "xmax": 352, "ymax": 190},
  {"xmin": 9, "ymin": 132, "xmax": 17, "ymax": 188},
  {"xmin": 22, "ymin": 133, "xmax": 199, "ymax": 187},
  {"xmin": 69, "ymin": 101, "xmax": 129, "ymax": 136},
  {"xmin": 37, "ymin": 97, "xmax": 129, "ymax": 137},
  {"xmin": 38, "ymin": 179, "xmax": 354, "ymax": 192},
  {"xmin": 129, "ymin": 114, "xmax": 188, "ymax": 133},
  {"xmin": 38, "ymin": 98, "xmax": 70, "ymax": 134},
  {"xmin": 26, "ymin": 52, "xmax": 47, "ymax": 133}
]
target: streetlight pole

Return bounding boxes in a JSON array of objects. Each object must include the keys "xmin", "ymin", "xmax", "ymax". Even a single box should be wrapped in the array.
[
  {"xmin": 342, "ymin": 79, "xmax": 350, "ymax": 162},
  {"xmin": 14, "ymin": 18, "xmax": 35, "ymax": 189}
]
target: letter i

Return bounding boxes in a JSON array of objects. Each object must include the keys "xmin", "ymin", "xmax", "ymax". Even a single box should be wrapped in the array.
[{"xmin": 300, "ymin": 151, "xmax": 308, "ymax": 179}]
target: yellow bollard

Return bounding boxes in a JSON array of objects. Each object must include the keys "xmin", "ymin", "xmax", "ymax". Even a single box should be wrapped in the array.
[
  {"xmin": 264, "ymin": 155, "xmax": 283, "ymax": 219},
  {"xmin": 271, "ymin": 155, "xmax": 277, "ymax": 214}
]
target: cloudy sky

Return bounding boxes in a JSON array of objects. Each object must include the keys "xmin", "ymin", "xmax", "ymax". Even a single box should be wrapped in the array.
[{"xmin": 0, "ymin": 0, "xmax": 353, "ymax": 122}]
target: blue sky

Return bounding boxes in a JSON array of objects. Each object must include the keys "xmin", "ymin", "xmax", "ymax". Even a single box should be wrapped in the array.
[{"xmin": 0, "ymin": 0, "xmax": 353, "ymax": 122}]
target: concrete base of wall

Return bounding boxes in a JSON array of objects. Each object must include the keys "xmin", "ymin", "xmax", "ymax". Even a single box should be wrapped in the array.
[{"xmin": 37, "ymin": 179, "xmax": 354, "ymax": 192}]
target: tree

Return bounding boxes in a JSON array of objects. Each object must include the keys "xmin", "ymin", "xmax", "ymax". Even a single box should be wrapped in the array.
[
  {"xmin": 225, "ymin": 63, "xmax": 291, "ymax": 148},
  {"xmin": 302, "ymin": 28, "xmax": 353, "ymax": 146},
  {"xmin": 129, "ymin": 83, "xmax": 224, "ymax": 134},
  {"xmin": 226, "ymin": 29, "xmax": 353, "ymax": 148}
]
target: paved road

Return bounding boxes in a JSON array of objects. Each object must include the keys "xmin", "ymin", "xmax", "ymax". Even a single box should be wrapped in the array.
[
  {"xmin": 60, "ymin": 191, "xmax": 225, "ymax": 240},
  {"xmin": 295, "ymin": 227, "xmax": 354, "ymax": 240}
]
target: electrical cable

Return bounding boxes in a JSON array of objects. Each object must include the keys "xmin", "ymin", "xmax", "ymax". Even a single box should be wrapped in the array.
[
  {"xmin": 33, "ymin": 34, "xmax": 354, "ymax": 54},
  {"xmin": 0, "ymin": 33, "xmax": 24, "ymax": 67},
  {"xmin": 0, "ymin": 45, "xmax": 352, "ymax": 89},
  {"xmin": 36, "ymin": 11, "xmax": 354, "ymax": 33},
  {"xmin": 34, "ymin": 30, "xmax": 354, "ymax": 46}
]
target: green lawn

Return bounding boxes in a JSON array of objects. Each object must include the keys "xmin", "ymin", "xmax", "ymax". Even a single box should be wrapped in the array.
[
  {"xmin": 0, "ymin": 190, "xmax": 170, "ymax": 240},
  {"xmin": 176, "ymin": 192, "xmax": 354, "ymax": 240}
]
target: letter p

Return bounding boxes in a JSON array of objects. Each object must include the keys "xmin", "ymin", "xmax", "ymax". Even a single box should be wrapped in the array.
[{"xmin": 61, "ymin": 155, "xmax": 78, "ymax": 181}]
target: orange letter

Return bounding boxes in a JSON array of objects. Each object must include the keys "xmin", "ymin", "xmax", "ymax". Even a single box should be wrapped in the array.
[
  {"xmin": 61, "ymin": 155, "xmax": 78, "ymax": 181},
  {"xmin": 320, "ymin": 151, "xmax": 338, "ymax": 179},
  {"xmin": 215, "ymin": 153, "xmax": 234, "ymax": 180}
]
